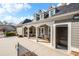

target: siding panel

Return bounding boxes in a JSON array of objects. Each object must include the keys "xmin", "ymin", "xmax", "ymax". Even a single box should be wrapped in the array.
[
  {"xmin": 17, "ymin": 27, "xmax": 23, "ymax": 36},
  {"xmin": 71, "ymin": 22, "xmax": 79, "ymax": 48}
]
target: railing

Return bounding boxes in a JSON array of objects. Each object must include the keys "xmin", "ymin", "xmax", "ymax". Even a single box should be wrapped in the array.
[{"xmin": 15, "ymin": 43, "xmax": 37, "ymax": 56}]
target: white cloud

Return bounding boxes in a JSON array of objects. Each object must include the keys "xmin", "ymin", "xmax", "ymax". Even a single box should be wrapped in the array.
[
  {"xmin": 0, "ymin": 3, "xmax": 32, "ymax": 24},
  {"xmin": 66, "ymin": 3, "xmax": 70, "ymax": 5},
  {"xmin": 0, "ymin": 8, "xmax": 6, "ymax": 14},
  {"xmin": 57, "ymin": 3, "xmax": 62, "ymax": 7},
  {"xmin": 25, "ymin": 15, "xmax": 33, "ymax": 20},
  {"xmin": 1, "ymin": 15, "xmax": 33, "ymax": 24},
  {"xmin": 1, "ymin": 16, "xmax": 25, "ymax": 24},
  {"xmin": 0, "ymin": 3, "xmax": 31, "ymax": 13},
  {"xmin": 0, "ymin": 0, "xmax": 53, "ymax": 3}
]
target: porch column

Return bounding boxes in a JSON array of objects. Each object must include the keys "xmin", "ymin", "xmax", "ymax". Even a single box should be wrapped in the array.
[
  {"xmin": 36, "ymin": 27, "xmax": 38, "ymax": 42},
  {"xmin": 48, "ymin": 27, "xmax": 50, "ymax": 38},
  {"xmin": 53, "ymin": 24, "xmax": 56, "ymax": 49},
  {"xmin": 50, "ymin": 25, "xmax": 53, "ymax": 45},
  {"xmin": 22, "ymin": 27, "xmax": 24, "ymax": 37},
  {"xmin": 27, "ymin": 27, "xmax": 30, "ymax": 39}
]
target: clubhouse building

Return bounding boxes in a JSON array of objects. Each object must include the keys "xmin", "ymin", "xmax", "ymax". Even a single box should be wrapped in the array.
[{"xmin": 16, "ymin": 3, "xmax": 79, "ymax": 53}]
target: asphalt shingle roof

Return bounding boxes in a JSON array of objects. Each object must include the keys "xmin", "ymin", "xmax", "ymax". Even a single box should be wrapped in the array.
[
  {"xmin": 16, "ymin": 19, "xmax": 32, "ymax": 27},
  {"xmin": 56, "ymin": 3, "xmax": 79, "ymax": 15},
  {"xmin": 22, "ymin": 19, "xmax": 32, "ymax": 24},
  {"xmin": 0, "ymin": 25, "xmax": 16, "ymax": 32}
]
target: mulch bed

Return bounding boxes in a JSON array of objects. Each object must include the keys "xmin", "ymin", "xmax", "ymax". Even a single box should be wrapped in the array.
[{"xmin": 71, "ymin": 51, "xmax": 79, "ymax": 56}]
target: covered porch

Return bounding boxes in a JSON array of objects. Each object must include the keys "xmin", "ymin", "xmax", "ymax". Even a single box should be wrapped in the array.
[
  {"xmin": 23, "ymin": 22, "xmax": 53, "ymax": 44},
  {"xmin": 37, "ymin": 24, "xmax": 50, "ymax": 43},
  {"xmin": 23, "ymin": 22, "xmax": 71, "ymax": 51}
]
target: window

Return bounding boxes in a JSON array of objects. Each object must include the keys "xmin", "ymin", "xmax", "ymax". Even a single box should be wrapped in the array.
[
  {"xmin": 36, "ymin": 14, "xmax": 40, "ymax": 20},
  {"xmin": 51, "ymin": 9, "xmax": 55, "ymax": 16},
  {"xmin": 44, "ymin": 12, "xmax": 49, "ymax": 18}
]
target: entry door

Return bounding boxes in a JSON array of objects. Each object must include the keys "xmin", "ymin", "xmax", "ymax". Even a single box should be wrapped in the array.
[{"xmin": 56, "ymin": 27, "xmax": 68, "ymax": 50}]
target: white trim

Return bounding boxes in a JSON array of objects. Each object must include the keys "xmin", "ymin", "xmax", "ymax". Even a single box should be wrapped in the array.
[
  {"xmin": 54, "ymin": 22, "xmax": 71, "ymax": 25},
  {"xmin": 53, "ymin": 22, "xmax": 71, "ymax": 51},
  {"xmin": 36, "ymin": 27, "xmax": 38, "ymax": 38},
  {"xmin": 71, "ymin": 47, "xmax": 79, "ymax": 52},
  {"xmin": 53, "ymin": 24, "xmax": 56, "ymax": 49},
  {"xmin": 68, "ymin": 23, "xmax": 71, "ymax": 51},
  {"xmin": 50, "ymin": 25, "xmax": 53, "ymax": 45}
]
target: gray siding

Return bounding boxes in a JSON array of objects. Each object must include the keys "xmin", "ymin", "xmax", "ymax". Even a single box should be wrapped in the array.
[{"xmin": 71, "ymin": 22, "xmax": 79, "ymax": 48}]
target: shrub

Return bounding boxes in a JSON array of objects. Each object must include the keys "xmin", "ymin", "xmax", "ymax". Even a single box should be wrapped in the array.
[
  {"xmin": 5, "ymin": 32, "xmax": 16, "ymax": 36},
  {"xmin": 19, "ymin": 35, "xmax": 23, "ymax": 37}
]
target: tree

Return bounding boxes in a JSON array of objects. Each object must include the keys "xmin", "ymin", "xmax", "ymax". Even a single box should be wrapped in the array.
[
  {"xmin": 0, "ymin": 21, "xmax": 3, "ymax": 25},
  {"xmin": 3, "ymin": 21, "xmax": 8, "ymax": 25},
  {"xmin": 2, "ymin": 21, "xmax": 15, "ymax": 26}
]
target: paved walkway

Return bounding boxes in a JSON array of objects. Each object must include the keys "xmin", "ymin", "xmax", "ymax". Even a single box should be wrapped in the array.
[
  {"xmin": 0, "ymin": 36, "xmax": 17, "ymax": 56},
  {"xmin": 18, "ymin": 37, "xmax": 68, "ymax": 56},
  {"xmin": 0, "ymin": 36, "xmax": 69, "ymax": 56}
]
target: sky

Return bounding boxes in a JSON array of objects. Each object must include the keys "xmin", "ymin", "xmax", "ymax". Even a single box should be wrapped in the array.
[{"xmin": 0, "ymin": 3, "xmax": 61, "ymax": 25}]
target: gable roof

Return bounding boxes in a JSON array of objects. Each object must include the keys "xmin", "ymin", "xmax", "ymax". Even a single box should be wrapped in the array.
[
  {"xmin": 16, "ymin": 19, "xmax": 32, "ymax": 27},
  {"xmin": 22, "ymin": 19, "xmax": 32, "ymax": 24}
]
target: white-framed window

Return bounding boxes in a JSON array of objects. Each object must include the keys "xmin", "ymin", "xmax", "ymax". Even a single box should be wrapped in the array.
[{"xmin": 51, "ymin": 9, "xmax": 55, "ymax": 16}]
